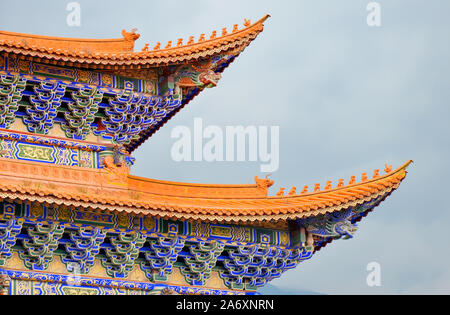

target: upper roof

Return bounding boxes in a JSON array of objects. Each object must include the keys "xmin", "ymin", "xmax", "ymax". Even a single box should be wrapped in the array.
[
  {"xmin": 0, "ymin": 15, "xmax": 269, "ymax": 69},
  {"xmin": 0, "ymin": 16, "xmax": 270, "ymax": 152},
  {"xmin": 0, "ymin": 157, "xmax": 411, "ymax": 227}
]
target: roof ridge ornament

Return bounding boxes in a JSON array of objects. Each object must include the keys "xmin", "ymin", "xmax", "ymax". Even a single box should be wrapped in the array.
[
  {"xmin": 121, "ymin": 29, "xmax": 140, "ymax": 51},
  {"xmin": 385, "ymin": 164, "xmax": 393, "ymax": 173},
  {"xmin": 138, "ymin": 15, "xmax": 270, "ymax": 53},
  {"xmin": 254, "ymin": 175, "xmax": 274, "ymax": 196},
  {"xmin": 276, "ymin": 161, "xmax": 413, "ymax": 197}
]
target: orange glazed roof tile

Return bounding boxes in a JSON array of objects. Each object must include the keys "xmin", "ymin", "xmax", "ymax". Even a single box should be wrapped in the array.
[
  {"xmin": 0, "ymin": 29, "xmax": 138, "ymax": 53},
  {"xmin": 0, "ymin": 15, "xmax": 269, "ymax": 69},
  {"xmin": 0, "ymin": 157, "xmax": 412, "ymax": 225}
]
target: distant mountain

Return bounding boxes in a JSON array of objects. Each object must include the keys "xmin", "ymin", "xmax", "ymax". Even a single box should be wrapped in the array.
[{"xmin": 258, "ymin": 284, "xmax": 324, "ymax": 295}]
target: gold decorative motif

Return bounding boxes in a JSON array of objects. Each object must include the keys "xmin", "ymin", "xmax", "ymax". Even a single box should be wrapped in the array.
[
  {"xmin": 16, "ymin": 280, "xmax": 31, "ymax": 295},
  {"xmin": 232, "ymin": 226, "xmax": 251, "ymax": 242},
  {"xmin": 280, "ymin": 232, "xmax": 289, "ymax": 246},
  {"xmin": 6, "ymin": 57, "xmax": 16, "ymax": 71},
  {"xmin": 211, "ymin": 226, "xmax": 231, "ymax": 238},
  {"xmin": 101, "ymin": 74, "xmax": 113, "ymax": 86},
  {"xmin": 142, "ymin": 216, "xmax": 155, "ymax": 230},
  {"xmin": 77, "ymin": 211, "xmax": 112, "ymax": 225},
  {"xmin": 62, "ymin": 286, "xmax": 98, "ymax": 295},
  {"xmin": 145, "ymin": 80, "xmax": 154, "ymax": 94},
  {"xmin": 192, "ymin": 222, "xmax": 210, "ymax": 238},
  {"xmin": 58, "ymin": 205, "xmax": 71, "ymax": 221},
  {"xmin": 40, "ymin": 282, "xmax": 59, "ymax": 295},
  {"xmin": 117, "ymin": 213, "xmax": 129, "ymax": 227},
  {"xmin": 32, "ymin": 63, "xmax": 75, "ymax": 78},
  {"xmin": 30, "ymin": 203, "xmax": 44, "ymax": 218},
  {"xmin": 90, "ymin": 74, "xmax": 99, "ymax": 85},
  {"xmin": 77, "ymin": 70, "xmax": 90, "ymax": 83},
  {"xmin": 0, "ymin": 140, "xmax": 14, "ymax": 159},
  {"xmin": 18, "ymin": 60, "xmax": 31, "ymax": 73},
  {"xmin": 17, "ymin": 144, "xmax": 53, "ymax": 162}
]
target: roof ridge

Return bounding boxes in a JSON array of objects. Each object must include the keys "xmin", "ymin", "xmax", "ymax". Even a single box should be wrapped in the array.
[
  {"xmin": 0, "ymin": 159, "xmax": 410, "ymax": 223},
  {"xmin": 0, "ymin": 15, "xmax": 270, "ymax": 68},
  {"xmin": 272, "ymin": 160, "xmax": 412, "ymax": 199},
  {"xmin": 139, "ymin": 14, "xmax": 270, "ymax": 54},
  {"xmin": 0, "ymin": 29, "xmax": 139, "ymax": 54},
  {"xmin": 0, "ymin": 30, "xmax": 125, "ymax": 42}
]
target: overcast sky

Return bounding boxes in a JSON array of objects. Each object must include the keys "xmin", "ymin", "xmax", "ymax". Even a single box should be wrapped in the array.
[{"xmin": 1, "ymin": 0, "xmax": 449, "ymax": 294}]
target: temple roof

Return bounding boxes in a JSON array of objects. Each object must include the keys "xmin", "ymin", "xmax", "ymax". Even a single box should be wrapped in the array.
[
  {"xmin": 0, "ymin": 15, "xmax": 269, "ymax": 69},
  {"xmin": 0, "ymin": 157, "xmax": 411, "ymax": 227},
  {"xmin": 0, "ymin": 17, "xmax": 270, "ymax": 153}
]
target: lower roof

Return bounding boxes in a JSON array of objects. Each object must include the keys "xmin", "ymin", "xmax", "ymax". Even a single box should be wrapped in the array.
[{"xmin": 0, "ymin": 157, "xmax": 411, "ymax": 227}]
